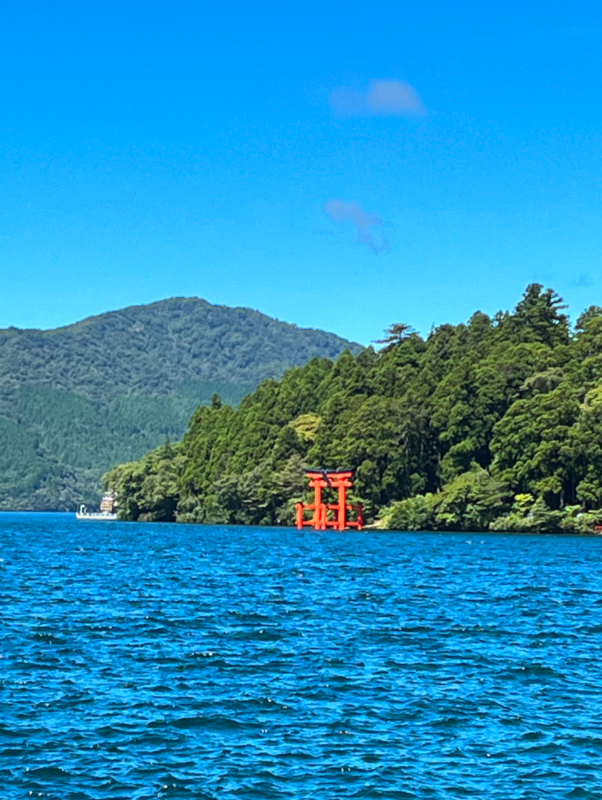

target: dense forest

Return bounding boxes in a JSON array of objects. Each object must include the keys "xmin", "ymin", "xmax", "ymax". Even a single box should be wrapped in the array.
[
  {"xmin": 0, "ymin": 298, "xmax": 359, "ymax": 509},
  {"xmin": 106, "ymin": 285, "xmax": 602, "ymax": 533}
]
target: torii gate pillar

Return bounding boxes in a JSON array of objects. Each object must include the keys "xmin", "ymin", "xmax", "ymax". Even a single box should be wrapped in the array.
[{"xmin": 295, "ymin": 470, "xmax": 363, "ymax": 531}]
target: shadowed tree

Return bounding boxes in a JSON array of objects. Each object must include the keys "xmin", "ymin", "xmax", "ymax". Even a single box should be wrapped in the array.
[{"xmin": 375, "ymin": 323, "xmax": 416, "ymax": 353}]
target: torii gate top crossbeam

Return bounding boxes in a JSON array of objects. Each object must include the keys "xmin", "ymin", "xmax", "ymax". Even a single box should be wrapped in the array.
[{"xmin": 296, "ymin": 469, "xmax": 363, "ymax": 531}]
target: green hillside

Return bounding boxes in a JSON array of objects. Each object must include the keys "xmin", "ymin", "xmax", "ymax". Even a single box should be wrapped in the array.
[
  {"xmin": 106, "ymin": 285, "xmax": 602, "ymax": 533},
  {"xmin": 0, "ymin": 298, "xmax": 361, "ymax": 510}
]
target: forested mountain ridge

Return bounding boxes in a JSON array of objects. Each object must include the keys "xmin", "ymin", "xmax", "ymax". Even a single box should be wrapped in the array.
[
  {"xmin": 106, "ymin": 285, "xmax": 602, "ymax": 533},
  {"xmin": 0, "ymin": 297, "xmax": 361, "ymax": 510},
  {"xmin": 0, "ymin": 297, "xmax": 360, "ymax": 408}
]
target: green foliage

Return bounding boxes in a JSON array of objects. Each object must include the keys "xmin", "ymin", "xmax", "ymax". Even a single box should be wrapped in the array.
[
  {"xmin": 380, "ymin": 493, "xmax": 438, "ymax": 531},
  {"xmin": 489, "ymin": 495, "xmax": 565, "ymax": 533},
  {"xmin": 0, "ymin": 414, "xmax": 96, "ymax": 511},
  {"xmin": 106, "ymin": 283, "xmax": 602, "ymax": 534},
  {"xmin": 375, "ymin": 323, "xmax": 416, "ymax": 352},
  {"xmin": 383, "ymin": 469, "xmax": 511, "ymax": 532},
  {"xmin": 490, "ymin": 384, "xmax": 580, "ymax": 507},
  {"xmin": 105, "ymin": 441, "xmax": 184, "ymax": 522},
  {"xmin": 289, "ymin": 413, "xmax": 321, "ymax": 443},
  {"xmin": 503, "ymin": 284, "xmax": 569, "ymax": 348},
  {"xmin": 0, "ymin": 298, "xmax": 359, "ymax": 509}
]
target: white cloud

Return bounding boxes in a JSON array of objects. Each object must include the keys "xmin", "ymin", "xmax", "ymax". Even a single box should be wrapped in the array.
[
  {"xmin": 330, "ymin": 79, "xmax": 427, "ymax": 118},
  {"xmin": 324, "ymin": 199, "xmax": 387, "ymax": 254}
]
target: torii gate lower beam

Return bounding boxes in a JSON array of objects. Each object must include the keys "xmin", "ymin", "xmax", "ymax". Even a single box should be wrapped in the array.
[{"xmin": 295, "ymin": 470, "xmax": 363, "ymax": 531}]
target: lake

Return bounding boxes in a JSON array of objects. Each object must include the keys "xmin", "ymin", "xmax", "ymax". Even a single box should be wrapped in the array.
[{"xmin": 1, "ymin": 513, "xmax": 601, "ymax": 798}]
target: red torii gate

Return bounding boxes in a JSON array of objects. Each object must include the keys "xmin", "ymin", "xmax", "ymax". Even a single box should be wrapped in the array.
[{"xmin": 296, "ymin": 470, "xmax": 363, "ymax": 531}]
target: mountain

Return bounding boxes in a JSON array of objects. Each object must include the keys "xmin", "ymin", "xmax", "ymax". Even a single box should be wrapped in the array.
[
  {"xmin": 0, "ymin": 297, "xmax": 361, "ymax": 510},
  {"xmin": 105, "ymin": 285, "xmax": 602, "ymax": 534}
]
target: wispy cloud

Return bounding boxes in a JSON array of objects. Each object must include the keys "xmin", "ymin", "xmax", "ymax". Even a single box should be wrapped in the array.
[
  {"xmin": 573, "ymin": 274, "xmax": 595, "ymax": 288},
  {"xmin": 324, "ymin": 199, "xmax": 388, "ymax": 254},
  {"xmin": 330, "ymin": 79, "xmax": 427, "ymax": 119}
]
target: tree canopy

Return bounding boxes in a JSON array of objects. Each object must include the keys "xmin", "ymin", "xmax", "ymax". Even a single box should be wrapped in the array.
[
  {"xmin": 106, "ymin": 284, "xmax": 602, "ymax": 533},
  {"xmin": 0, "ymin": 297, "xmax": 360, "ymax": 509}
]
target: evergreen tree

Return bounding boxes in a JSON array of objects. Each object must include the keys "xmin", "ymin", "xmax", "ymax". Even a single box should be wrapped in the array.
[{"xmin": 104, "ymin": 284, "xmax": 602, "ymax": 533}]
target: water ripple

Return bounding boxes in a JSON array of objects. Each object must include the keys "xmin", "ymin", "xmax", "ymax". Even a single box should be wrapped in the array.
[{"xmin": 1, "ymin": 514, "xmax": 602, "ymax": 798}]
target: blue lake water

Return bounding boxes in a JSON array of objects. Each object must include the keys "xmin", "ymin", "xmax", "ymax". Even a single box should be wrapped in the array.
[{"xmin": 1, "ymin": 514, "xmax": 602, "ymax": 799}]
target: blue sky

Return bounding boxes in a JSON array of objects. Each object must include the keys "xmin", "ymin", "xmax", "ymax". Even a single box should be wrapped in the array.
[{"xmin": 1, "ymin": 0, "xmax": 602, "ymax": 345}]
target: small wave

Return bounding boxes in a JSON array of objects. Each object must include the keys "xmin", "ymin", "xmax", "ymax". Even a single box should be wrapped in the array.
[
  {"xmin": 27, "ymin": 765, "xmax": 74, "ymax": 779},
  {"xmin": 499, "ymin": 663, "xmax": 566, "ymax": 681},
  {"xmin": 171, "ymin": 714, "xmax": 243, "ymax": 730},
  {"xmin": 3, "ymin": 519, "xmax": 602, "ymax": 798}
]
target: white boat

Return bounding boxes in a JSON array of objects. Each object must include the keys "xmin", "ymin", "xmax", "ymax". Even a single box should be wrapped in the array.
[
  {"xmin": 76, "ymin": 507, "xmax": 118, "ymax": 520},
  {"xmin": 76, "ymin": 492, "xmax": 118, "ymax": 521}
]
